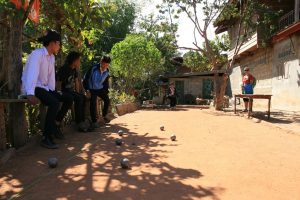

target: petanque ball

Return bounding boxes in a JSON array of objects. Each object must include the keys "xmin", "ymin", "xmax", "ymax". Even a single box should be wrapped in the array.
[
  {"xmin": 160, "ymin": 126, "xmax": 164, "ymax": 131},
  {"xmin": 118, "ymin": 130, "xmax": 124, "ymax": 136},
  {"xmin": 120, "ymin": 158, "xmax": 130, "ymax": 169},
  {"xmin": 170, "ymin": 134, "xmax": 176, "ymax": 141},
  {"xmin": 115, "ymin": 138, "xmax": 123, "ymax": 146},
  {"xmin": 48, "ymin": 157, "xmax": 58, "ymax": 168}
]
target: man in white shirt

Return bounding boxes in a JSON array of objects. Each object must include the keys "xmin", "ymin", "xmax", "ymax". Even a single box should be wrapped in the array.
[{"xmin": 21, "ymin": 30, "xmax": 73, "ymax": 149}]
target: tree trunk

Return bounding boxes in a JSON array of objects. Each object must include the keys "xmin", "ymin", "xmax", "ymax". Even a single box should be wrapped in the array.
[
  {"xmin": 7, "ymin": 16, "xmax": 27, "ymax": 148},
  {"xmin": 214, "ymin": 73, "xmax": 229, "ymax": 111}
]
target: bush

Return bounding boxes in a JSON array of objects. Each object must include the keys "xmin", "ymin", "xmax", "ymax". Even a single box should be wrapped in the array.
[{"xmin": 109, "ymin": 89, "xmax": 136, "ymax": 108}]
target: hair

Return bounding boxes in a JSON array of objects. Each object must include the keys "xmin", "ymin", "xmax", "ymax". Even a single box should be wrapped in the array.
[
  {"xmin": 63, "ymin": 51, "xmax": 81, "ymax": 67},
  {"xmin": 38, "ymin": 29, "xmax": 61, "ymax": 46},
  {"xmin": 101, "ymin": 55, "xmax": 111, "ymax": 64}
]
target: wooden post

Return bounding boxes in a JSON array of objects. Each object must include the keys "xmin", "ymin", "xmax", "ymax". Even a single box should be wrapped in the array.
[
  {"xmin": 0, "ymin": 103, "xmax": 6, "ymax": 150},
  {"xmin": 234, "ymin": 95, "xmax": 237, "ymax": 114},
  {"xmin": 248, "ymin": 98, "xmax": 252, "ymax": 118},
  {"xmin": 268, "ymin": 97, "xmax": 271, "ymax": 120},
  {"xmin": 7, "ymin": 16, "xmax": 27, "ymax": 148},
  {"xmin": 295, "ymin": 0, "xmax": 300, "ymax": 22}
]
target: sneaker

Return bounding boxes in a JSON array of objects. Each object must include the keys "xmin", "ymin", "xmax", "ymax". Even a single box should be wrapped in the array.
[
  {"xmin": 40, "ymin": 137, "xmax": 58, "ymax": 149},
  {"xmin": 242, "ymin": 109, "xmax": 248, "ymax": 112},
  {"xmin": 53, "ymin": 125, "xmax": 65, "ymax": 139}
]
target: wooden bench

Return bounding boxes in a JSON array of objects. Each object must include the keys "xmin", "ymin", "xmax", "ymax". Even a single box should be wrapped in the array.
[{"xmin": 234, "ymin": 94, "xmax": 272, "ymax": 119}]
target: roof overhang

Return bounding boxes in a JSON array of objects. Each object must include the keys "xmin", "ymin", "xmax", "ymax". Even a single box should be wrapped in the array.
[
  {"xmin": 272, "ymin": 21, "xmax": 300, "ymax": 43},
  {"xmin": 167, "ymin": 70, "xmax": 226, "ymax": 78}
]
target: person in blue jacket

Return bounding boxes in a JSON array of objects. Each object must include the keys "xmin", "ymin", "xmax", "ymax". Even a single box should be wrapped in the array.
[{"xmin": 83, "ymin": 56, "xmax": 111, "ymax": 128}]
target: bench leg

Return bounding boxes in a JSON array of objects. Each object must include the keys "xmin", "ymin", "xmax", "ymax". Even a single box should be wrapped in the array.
[
  {"xmin": 0, "ymin": 103, "xmax": 6, "ymax": 151},
  {"xmin": 234, "ymin": 96, "xmax": 237, "ymax": 114},
  {"xmin": 268, "ymin": 98, "xmax": 271, "ymax": 119},
  {"xmin": 248, "ymin": 98, "xmax": 252, "ymax": 118}
]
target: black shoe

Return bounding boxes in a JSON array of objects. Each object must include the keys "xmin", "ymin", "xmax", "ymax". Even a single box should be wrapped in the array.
[
  {"xmin": 103, "ymin": 117, "xmax": 111, "ymax": 124},
  {"xmin": 40, "ymin": 137, "xmax": 58, "ymax": 149},
  {"xmin": 54, "ymin": 125, "xmax": 65, "ymax": 139},
  {"xmin": 48, "ymin": 135, "xmax": 56, "ymax": 145}
]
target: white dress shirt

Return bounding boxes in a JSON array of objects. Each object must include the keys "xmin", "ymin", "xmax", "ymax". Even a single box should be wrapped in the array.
[{"xmin": 21, "ymin": 47, "xmax": 56, "ymax": 95}]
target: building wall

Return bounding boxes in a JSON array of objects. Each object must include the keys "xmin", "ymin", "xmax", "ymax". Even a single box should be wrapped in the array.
[
  {"xmin": 170, "ymin": 76, "xmax": 213, "ymax": 98},
  {"xmin": 230, "ymin": 35, "xmax": 300, "ymax": 111}
]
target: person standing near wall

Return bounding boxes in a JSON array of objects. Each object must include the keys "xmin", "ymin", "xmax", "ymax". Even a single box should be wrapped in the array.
[
  {"xmin": 241, "ymin": 66, "xmax": 256, "ymax": 112},
  {"xmin": 167, "ymin": 82, "xmax": 177, "ymax": 109}
]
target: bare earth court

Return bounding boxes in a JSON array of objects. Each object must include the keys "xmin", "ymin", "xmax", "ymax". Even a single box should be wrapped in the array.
[{"xmin": 1, "ymin": 108, "xmax": 300, "ymax": 200}]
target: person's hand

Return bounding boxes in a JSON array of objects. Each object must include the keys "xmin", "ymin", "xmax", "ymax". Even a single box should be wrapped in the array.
[
  {"xmin": 27, "ymin": 95, "xmax": 39, "ymax": 105},
  {"xmin": 85, "ymin": 91, "xmax": 91, "ymax": 99}
]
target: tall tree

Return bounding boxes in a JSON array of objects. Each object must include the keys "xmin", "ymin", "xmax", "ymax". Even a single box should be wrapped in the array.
[
  {"xmin": 138, "ymin": 14, "xmax": 180, "ymax": 75},
  {"xmin": 97, "ymin": 0, "xmax": 136, "ymax": 54},
  {"xmin": 183, "ymin": 35, "xmax": 229, "ymax": 72},
  {"xmin": 110, "ymin": 34, "xmax": 162, "ymax": 93}
]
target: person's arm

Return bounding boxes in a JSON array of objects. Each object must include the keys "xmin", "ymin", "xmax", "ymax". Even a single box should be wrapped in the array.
[
  {"xmin": 75, "ymin": 77, "xmax": 80, "ymax": 93},
  {"xmin": 24, "ymin": 51, "xmax": 41, "ymax": 96},
  {"xmin": 49, "ymin": 57, "xmax": 56, "ymax": 91},
  {"xmin": 249, "ymin": 74, "xmax": 255, "ymax": 85}
]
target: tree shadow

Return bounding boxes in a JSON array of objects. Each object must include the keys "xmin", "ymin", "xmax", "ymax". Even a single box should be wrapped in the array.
[
  {"xmin": 208, "ymin": 109, "xmax": 300, "ymax": 125},
  {"xmin": 0, "ymin": 123, "xmax": 224, "ymax": 200}
]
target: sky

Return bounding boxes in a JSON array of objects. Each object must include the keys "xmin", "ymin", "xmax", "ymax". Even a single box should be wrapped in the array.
[{"xmin": 137, "ymin": 0, "xmax": 216, "ymax": 53}]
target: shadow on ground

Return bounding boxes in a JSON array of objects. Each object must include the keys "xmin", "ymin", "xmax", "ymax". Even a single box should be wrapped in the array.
[{"xmin": 0, "ymin": 122, "xmax": 224, "ymax": 200}]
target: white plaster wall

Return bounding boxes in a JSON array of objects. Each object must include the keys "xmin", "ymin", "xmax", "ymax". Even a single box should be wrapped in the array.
[
  {"xmin": 271, "ymin": 36, "xmax": 300, "ymax": 111},
  {"xmin": 229, "ymin": 35, "xmax": 300, "ymax": 111}
]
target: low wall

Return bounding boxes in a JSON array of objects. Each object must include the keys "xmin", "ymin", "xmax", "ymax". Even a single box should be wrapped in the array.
[{"xmin": 115, "ymin": 102, "xmax": 139, "ymax": 116}]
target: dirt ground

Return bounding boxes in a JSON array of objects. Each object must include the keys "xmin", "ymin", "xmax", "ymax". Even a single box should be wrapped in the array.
[{"xmin": 1, "ymin": 108, "xmax": 300, "ymax": 200}]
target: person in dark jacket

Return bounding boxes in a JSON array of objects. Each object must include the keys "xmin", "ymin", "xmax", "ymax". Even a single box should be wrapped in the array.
[
  {"xmin": 84, "ymin": 56, "xmax": 111, "ymax": 128},
  {"xmin": 57, "ymin": 51, "xmax": 90, "ymax": 132}
]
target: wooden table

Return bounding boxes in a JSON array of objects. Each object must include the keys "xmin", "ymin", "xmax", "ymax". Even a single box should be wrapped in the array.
[
  {"xmin": 234, "ymin": 94, "xmax": 272, "ymax": 119},
  {"xmin": 0, "ymin": 99, "xmax": 28, "ymax": 150}
]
